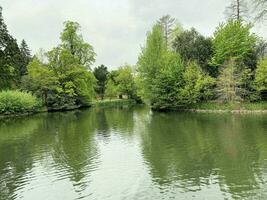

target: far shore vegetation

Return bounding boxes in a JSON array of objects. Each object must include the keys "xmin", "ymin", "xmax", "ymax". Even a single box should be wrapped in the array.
[{"xmin": 0, "ymin": 0, "xmax": 267, "ymax": 116}]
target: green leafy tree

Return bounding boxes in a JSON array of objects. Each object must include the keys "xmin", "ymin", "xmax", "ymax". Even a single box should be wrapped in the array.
[
  {"xmin": 215, "ymin": 59, "xmax": 254, "ymax": 102},
  {"xmin": 137, "ymin": 24, "xmax": 166, "ymax": 102},
  {"xmin": 115, "ymin": 65, "xmax": 136, "ymax": 99},
  {"xmin": 150, "ymin": 52, "xmax": 184, "ymax": 110},
  {"xmin": 172, "ymin": 28, "xmax": 213, "ymax": 74},
  {"xmin": 23, "ymin": 21, "xmax": 97, "ymax": 109},
  {"xmin": 60, "ymin": 21, "xmax": 96, "ymax": 69},
  {"xmin": 211, "ymin": 20, "xmax": 257, "ymax": 73},
  {"xmin": 22, "ymin": 57, "xmax": 58, "ymax": 104},
  {"xmin": 178, "ymin": 62, "xmax": 216, "ymax": 105},
  {"xmin": 93, "ymin": 65, "xmax": 109, "ymax": 99},
  {"xmin": 105, "ymin": 79, "xmax": 118, "ymax": 99},
  {"xmin": 255, "ymin": 58, "xmax": 267, "ymax": 99}
]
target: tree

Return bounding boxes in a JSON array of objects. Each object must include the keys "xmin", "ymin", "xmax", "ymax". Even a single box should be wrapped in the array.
[
  {"xmin": 211, "ymin": 20, "xmax": 257, "ymax": 73},
  {"xmin": 23, "ymin": 22, "xmax": 97, "ymax": 109},
  {"xmin": 60, "ymin": 21, "xmax": 96, "ymax": 69},
  {"xmin": 215, "ymin": 58, "xmax": 253, "ymax": 102},
  {"xmin": 19, "ymin": 39, "xmax": 31, "ymax": 76},
  {"xmin": 216, "ymin": 59, "xmax": 240, "ymax": 102},
  {"xmin": 22, "ymin": 57, "xmax": 58, "ymax": 104},
  {"xmin": 115, "ymin": 65, "xmax": 136, "ymax": 99},
  {"xmin": 172, "ymin": 28, "xmax": 213, "ymax": 74},
  {"xmin": 225, "ymin": 0, "xmax": 248, "ymax": 20},
  {"xmin": 105, "ymin": 79, "xmax": 117, "ymax": 99},
  {"xmin": 149, "ymin": 52, "xmax": 185, "ymax": 110},
  {"xmin": 93, "ymin": 65, "xmax": 109, "ymax": 99},
  {"xmin": 0, "ymin": 7, "xmax": 21, "ymax": 89},
  {"xmin": 178, "ymin": 62, "xmax": 216, "ymax": 105},
  {"xmin": 157, "ymin": 15, "xmax": 176, "ymax": 49},
  {"xmin": 255, "ymin": 58, "xmax": 267, "ymax": 99},
  {"xmin": 137, "ymin": 24, "xmax": 166, "ymax": 101}
]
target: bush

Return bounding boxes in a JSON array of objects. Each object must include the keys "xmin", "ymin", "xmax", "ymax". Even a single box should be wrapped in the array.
[{"xmin": 0, "ymin": 90, "xmax": 40, "ymax": 115}]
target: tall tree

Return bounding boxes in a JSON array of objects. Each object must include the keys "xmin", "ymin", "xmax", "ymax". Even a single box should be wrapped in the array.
[
  {"xmin": 93, "ymin": 65, "xmax": 109, "ymax": 99},
  {"xmin": 60, "ymin": 21, "xmax": 96, "ymax": 69},
  {"xmin": 157, "ymin": 15, "xmax": 176, "ymax": 49},
  {"xmin": 216, "ymin": 59, "xmax": 241, "ymax": 102},
  {"xmin": 19, "ymin": 39, "xmax": 31, "ymax": 76},
  {"xmin": 211, "ymin": 20, "xmax": 257, "ymax": 73},
  {"xmin": 137, "ymin": 24, "xmax": 166, "ymax": 101},
  {"xmin": 0, "ymin": 7, "xmax": 21, "ymax": 89},
  {"xmin": 225, "ymin": 0, "xmax": 248, "ymax": 20},
  {"xmin": 172, "ymin": 28, "xmax": 213, "ymax": 74}
]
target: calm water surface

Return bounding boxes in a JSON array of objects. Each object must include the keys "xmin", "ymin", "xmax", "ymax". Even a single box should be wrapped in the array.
[{"xmin": 0, "ymin": 106, "xmax": 267, "ymax": 200}]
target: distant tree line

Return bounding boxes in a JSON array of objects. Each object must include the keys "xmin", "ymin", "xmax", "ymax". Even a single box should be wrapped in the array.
[{"xmin": 0, "ymin": 3, "xmax": 266, "ymax": 112}]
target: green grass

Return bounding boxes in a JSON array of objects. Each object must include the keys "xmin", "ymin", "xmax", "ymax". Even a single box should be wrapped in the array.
[{"xmin": 190, "ymin": 102, "xmax": 267, "ymax": 111}]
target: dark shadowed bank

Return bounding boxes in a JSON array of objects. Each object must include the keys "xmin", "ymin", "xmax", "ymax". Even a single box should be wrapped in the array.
[{"xmin": 0, "ymin": 99, "xmax": 139, "ymax": 119}]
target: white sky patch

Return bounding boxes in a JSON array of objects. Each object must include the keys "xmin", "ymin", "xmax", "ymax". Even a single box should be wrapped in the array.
[{"xmin": 1, "ymin": 0, "xmax": 267, "ymax": 70}]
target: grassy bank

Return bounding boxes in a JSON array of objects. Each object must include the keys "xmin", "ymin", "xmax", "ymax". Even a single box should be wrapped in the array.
[{"xmin": 186, "ymin": 102, "xmax": 267, "ymax": 113}]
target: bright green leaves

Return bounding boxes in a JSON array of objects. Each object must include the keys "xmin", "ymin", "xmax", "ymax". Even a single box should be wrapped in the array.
[
  {"xmin": 211, "ymin": 20, "xmax": 256, "ymax": 68},
  {"xmin": 23, "ymin": 21, "xmax": 96, "ymax": 109},
  {"xmin": 60, "ymin": 21, "xmax": 96, "ymax": 69}
]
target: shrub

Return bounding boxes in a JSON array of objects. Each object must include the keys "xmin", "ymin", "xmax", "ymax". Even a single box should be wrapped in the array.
[{"xmin": 0, "ymin": 90, "xmax": 40, "ymax": 115}]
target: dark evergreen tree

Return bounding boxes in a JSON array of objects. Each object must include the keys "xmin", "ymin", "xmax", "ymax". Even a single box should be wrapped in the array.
[
  {"xmin": 93, "ymin": 65, "xmax": 109, "ymax": 99},
  {"xmin": 0, "ymin": 7, "xmax": 21, "ymax": 89},
  {"xmin": 19, "ymin": 39, "xmax": 31, "ymax": 76},
  {"xmin": 172, "ymin": 28, "xmax": 214, "ymax": 75}
]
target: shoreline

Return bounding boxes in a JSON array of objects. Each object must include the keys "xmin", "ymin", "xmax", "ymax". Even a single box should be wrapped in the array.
[
  {"xmin": 179, "ymin": 109, "xmax": 267, "ymax": 114},
  {"xmin": 0, "ymin": 99, "xmax": 138, "ymax": 119},
  {"xmin": 1, "ymin": 100, "xmax": 267, "ymax": 119}
]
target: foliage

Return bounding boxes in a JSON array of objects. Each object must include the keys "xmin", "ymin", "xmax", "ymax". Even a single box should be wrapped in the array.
[
  {"xmin": 60, "ymin": 21, "xmax": 96, "ymax": 69},
  {"xmin": 150, "ymin": 52, "xmax": 184, "ymax": 110},
  {"xmin": 104, "ymin": 65, "xmax": 137, "ymax": 100},
  {"xmin": 104, "ymin": 79, "xmax": 118, "ymax": 99},
  {"xmin": 23, "ymin": 21, "xmax": 97, "ymax": 110},
  {"xmin": 172, "ymin": 28, "xmax": 213, "ymax": 74},
  {"xmin": 0, "ymin": 7, "xmax": 23, "ymax": 89},
  {"xmin": 255, "ymin": 58, "xmax": 267, "ymax": 99},
  {"xmin": 19, "ymin": 39, "xmax": 31, "ymax": 76},
  {"xmin": 211, "ymin": 20, "xmax": 257, "ymax": 72},
  {"xmin": 178, "ymin": 62, "xmax": 216, "ymax": 106},
  {"xmin": 215, "ymin": 58, "xmax": 255, "ymax": 102},
  {"xmin": 137, "ymin": 24, "xmax": 166, "ymax": 101},
  {"xmin": 0, "ymin": 90, "xmax": 40, "ymax": 115},
  {"xmin": 93, "ymin": 65, "xmax": 109, "ymax": 99},
  {"xmin": 115, "ymin": 65, "xmax": 137, "ymax": 99}
]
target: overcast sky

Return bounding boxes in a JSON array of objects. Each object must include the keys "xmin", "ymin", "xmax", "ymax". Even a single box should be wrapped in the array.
[{"xmin": 1, "ymin": 0, "xmax": 266, "ymax": 69}]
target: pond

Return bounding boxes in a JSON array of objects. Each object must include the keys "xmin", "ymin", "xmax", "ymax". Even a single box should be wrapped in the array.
[{"xmin": 0, "ymin": 106, "xmax": 267, "ymax": 200}]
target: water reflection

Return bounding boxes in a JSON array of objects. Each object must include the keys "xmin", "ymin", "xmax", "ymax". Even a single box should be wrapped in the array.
[
  {"xmin": 141, "ymin": 111, "xmax": 267, "ymax": 199},
  {"xmin": 0, "ymin": 106, "xmax": 266, "ymax": 199}
]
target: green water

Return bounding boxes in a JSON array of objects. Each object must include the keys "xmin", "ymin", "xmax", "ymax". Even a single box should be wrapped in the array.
[{"xmin": 0, "ymin": 106, "xmax": 267, "ymax": 200}]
